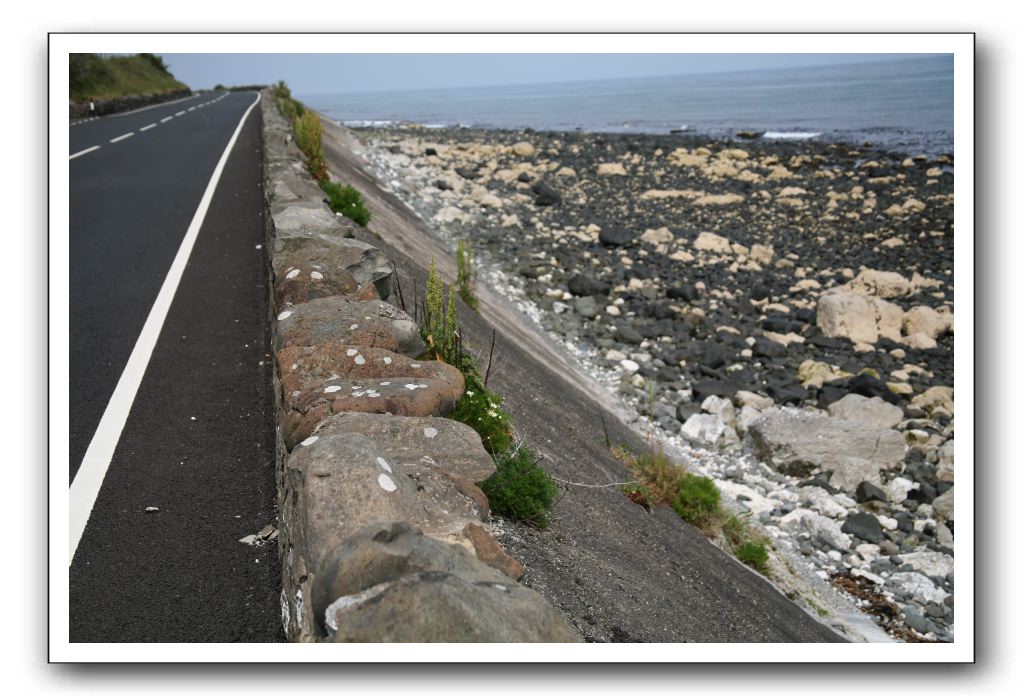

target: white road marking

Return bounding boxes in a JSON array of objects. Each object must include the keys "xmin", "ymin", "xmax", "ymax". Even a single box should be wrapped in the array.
[
  {"xmin": 176, "ymin": 110, "xmax": 186, "ymax": 116},
  {"xmin": 160, "ymin": 116, "xmax": 173, "ymax": 123},
  {"xmin": 69, "ymin": 145, "xmax": 100, "ymax": 160},
  {"xmin": 139, "ymin": 123, "xmax": 157, "ymax": 132},
  {"xmin": 69, "ymin": 92, "xmax": 263, "ymax": 564},
  {"xmin": 197, "ymin": 104, "xmax": 204, "ymax": 109},
  {"xmin": 188, "ymin": 106, "xmax": 196, "ymax": 111},
  {"xmin": 104, "ymin": 92, "xmax": 200, "ymax": 119},
  {"xmin": 109, "ymin": 132, "xmax": 134, "ymax": 143}
]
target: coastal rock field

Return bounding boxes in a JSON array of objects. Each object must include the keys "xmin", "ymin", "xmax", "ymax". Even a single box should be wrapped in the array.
[{"xmin": 353, "ymin": 124, "xmax": 955, "ymax": 642}]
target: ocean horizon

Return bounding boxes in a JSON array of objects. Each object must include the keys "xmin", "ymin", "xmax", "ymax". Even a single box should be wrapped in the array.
[{"xmin": 303, "ymin": 55, "xmax": 953, "ymax": 157}]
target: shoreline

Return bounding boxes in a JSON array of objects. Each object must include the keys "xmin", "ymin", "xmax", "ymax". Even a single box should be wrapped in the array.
[
  {"xmin": 340, "ymin": 121, "xmax": 954, "ymax": 162},
  {"xmin": 348, "ymin": 122, "xmax": 955, "ymax": 642}
]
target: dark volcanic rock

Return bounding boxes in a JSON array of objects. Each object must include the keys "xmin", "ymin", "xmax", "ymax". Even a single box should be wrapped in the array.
[
  {"xmin": 692, "ymin": 379, "xmax": 740, "ymax": 401},
  {"xmin": 598, "ymin": 227, "xmax": 637, "ymax": 247},
  {"xmin": 841, "ymin": 512, "xmax": 886, "ymax": 544},
  {"xmin": 856, "ymin": 481, "xmax": 889, "ymax": 504},
  {"xmin": 753, "ymin": 337, "xmax": 786, "ymax": 359},
  {"xmin": 455, "ymin": 166, "xmax": 479, "ymax": 180},
  {"xmin": 667, "ymin": 285, "xmax": 700, "ymax": 302},
  {"xmin": 532, "ymin": 180, "xmax": 561, "ymax": 206},
  {"xmin": 434, "ymin": 178, "xmax": 453, "ymax": 191},
  {"xmin": 568, "ymin": 275, "xmax": 611, "ymax": 297}
]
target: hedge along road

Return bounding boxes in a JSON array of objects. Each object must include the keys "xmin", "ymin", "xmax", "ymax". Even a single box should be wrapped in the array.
[{"xmin": 68, "ymin": 91, "xmax": 283, "ymax": 641}]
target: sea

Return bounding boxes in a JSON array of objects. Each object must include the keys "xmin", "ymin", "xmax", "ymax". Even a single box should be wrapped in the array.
[{"xmin": 303, "ymin": 55, "xmax": 954, "ymax": 157}]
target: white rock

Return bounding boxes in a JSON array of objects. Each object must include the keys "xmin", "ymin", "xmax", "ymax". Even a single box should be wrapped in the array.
[
  {"xmin": 714, "ymin": 479, "xmax": 777, "ymax": 516},
  {"xmin": 885, "ymin": 477, "xmax": 918, "ymax": 505},
  {"xmin": 735, "ymin": 390, "xmax": 774, "ymax": 410},
  {"xmin": 778, "ymin": 509, "xmax": 851, "ymax": 551},
  {"xmin": 903, "ymin": 305, "xmax": 953, "ymax": 340},
  {"xmin": 605, "ymin": 349, "xmax": 627, "ymax": 362},
  {"xmin": 847, "ymin": 269, "xmax": 913, "ymax": 298},
  {"xmin": 817, "ymin": 291, "xmax": 903, "ymax": 344},
  {"xmin": 888, "ymin": 572, "xmax": 949, "ymax": 604},
  {"xmin": 597, "ymin": 162, "xmax": 628, "ymax": 176},
  {"xmin": 680, "ymin": 414, "xmax": 736, "ymax": 448},
  {"xmin": 700, "ymin": 395, "xmax": 736, "ymax": 429},
  {"xmin": 693, "ymin": 231, "xmax": 732, "ymax": 254},
  {"xmin": 511, "ymin": 141, "xmax": 535, "ymax": 157},
  {"xmin": 856, "ymin": 543, "xmax": 881, "ymax": 563},
  {"xmin": 900, "ymin": 551, "xmax": 953, "ymax": 578},
  {"xmin": 797, "ymin": 486, "xmax": 848, "ymax": 518},
  {"xmin": 932, "ymin": 487, "xmax": 954, "ymax": 523},
  {"xmin": 827, "ymin": 393, "xmax": 904, "ymax": 429},
  {"xmin": 619, "ymin": 359, "xmax": 640, "ymax": 374}
]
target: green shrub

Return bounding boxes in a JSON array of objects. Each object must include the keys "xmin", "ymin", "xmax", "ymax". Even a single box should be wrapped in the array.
[
  {"xmin": 479, "ymin": 447, "xmax": 558, "ymax": 529},
  {"xmin": 455, "ymin": 239, "xmax": 479, "ymax": 310},
  {"xmin": 735, "ymin": 542, "xmax": 769, "ymax": 573},
  {"xmin": 322, "ymin": 181, "xmax": 371, "ymax": 226},
  {"xmin": 670, "ymin": 473, "xmax": 721, "ymax": 529},
  {"xmin": 416, "ymin": 258, "xmax": 556, "ymax": 528},
  {"xmin": 449, "ymin": 370, "xmax": 513, "ymax": 456}
]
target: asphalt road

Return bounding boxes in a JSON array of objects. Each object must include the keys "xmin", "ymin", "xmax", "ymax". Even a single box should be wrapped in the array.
[{"xmin": 68, "ymin": 92, "xmax": 283, "ymax": 642}]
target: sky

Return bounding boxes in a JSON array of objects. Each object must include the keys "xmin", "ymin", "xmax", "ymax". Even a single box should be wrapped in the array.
[{"xmin": 159, "ymin": 53, "xmax": 921, "ymax": 96}]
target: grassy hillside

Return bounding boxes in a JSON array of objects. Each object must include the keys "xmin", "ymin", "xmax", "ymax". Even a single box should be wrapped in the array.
[{"xmin": 69, "ymin": 53, "xmax": 189, "ymax": 101}]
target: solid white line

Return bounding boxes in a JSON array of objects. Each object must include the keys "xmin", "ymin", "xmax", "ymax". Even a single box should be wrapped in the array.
[
  {"xmin": 69, "ymin": 91, "xmax": 262, "ymax": 564},
  {"xmin": 69, "ymin": 145, "xmax": 100, "ymax": 160},
  {"xmin": 139, "ymin": 123, "xmax": 157, "ymax": 132},
  {"xmin": 160, "ymin": 116, "xmax": 173, "ymax": 123},
  {"xmin": 109, "ymin": 132, "xmax": 134, "ymax": 143},
  {"xmin": 175, "ymin": 110, "xmax": 186, "ymax": 117}
]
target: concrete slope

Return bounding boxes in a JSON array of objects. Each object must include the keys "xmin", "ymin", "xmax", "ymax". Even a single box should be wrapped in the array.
[{"xmin": 321, "ymin": 117, "xmax": 843, "ymax": 643}]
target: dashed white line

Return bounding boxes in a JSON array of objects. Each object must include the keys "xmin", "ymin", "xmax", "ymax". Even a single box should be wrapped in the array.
[
  {"xmin": 69, "ymin": 145, "xmax": 100, "ymax": 160},
  {"xmin": 176, "ymin": 110, "xmax": 186, "ymax": 116},
  {"xmin": 109, "ymin": 132, "xmax": 134, "ymax": 143},
  {"xmin": 139, "ymin": 123, "xmax": 157, "ymax": 132},
  {"xmin": 197, "ymin": 104, "xmax": 204, "ymax": 109},
  {"xmin": 160, "ymin": 116, "xmax": 173, "ymax": 123},
  {"xmin": 188, "ymin": 106, "xmax": 196, "ymax": 111},
  {"xmin": 69, "ymin": 91, "xmax": 263, "ymax": 564}
]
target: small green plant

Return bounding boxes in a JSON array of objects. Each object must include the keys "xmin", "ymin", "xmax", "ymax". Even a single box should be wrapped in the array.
[
  {"xmin": 735, "ymin": 542, "xmax": 769, "ymax": 573},
  {"xmin": 455, "ymin": 239, "xmax": 479, "ymax": 310},
  {"xmin": 478, "ymin": 447, "xmax": 558, "ymax": 529},
  {"xmin": 417, "ymin": 258, "xmax": 557, "ymax": 528},
  {"xmin": 322, "ymin": 181, "xmax": 371, "ymax": 226},
  {"xmin": 449, "ymin": 369, "xmax": 513, "ymax": 455},
  {"xmin": 671, "ymin": 473, "xmax": 721, "ymax": 529},
  {"xmin": 293, "ymin": 110, "xmax": 326, "ymax": 181}
]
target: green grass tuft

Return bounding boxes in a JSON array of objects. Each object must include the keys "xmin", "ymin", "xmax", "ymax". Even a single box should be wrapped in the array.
[
  {"xmin": 670, "ymin": 473, "xmax": 721, "ymax": 528},
  {"xmin": 322, "ymin": 181, "xmax": 371, "ymax": 226},
  {"xmin": 735, "ymin": 541, "xmax": 770, "ymax": 573},
  {"xmin": 478, "ymin": 447, "xmax": 558, "ymax": 529},
  {"xmin": 455, "ymin": 239, "xmax": 479, "ymax": 310}
]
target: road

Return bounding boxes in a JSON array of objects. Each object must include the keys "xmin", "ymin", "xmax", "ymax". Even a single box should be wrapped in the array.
[{"xmin": 68, "ymin": 91, "xmax": 283, "ymax": 642}]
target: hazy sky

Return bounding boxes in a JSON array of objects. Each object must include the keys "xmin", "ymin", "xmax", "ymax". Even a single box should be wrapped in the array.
[{"xmin": 159, "ymin": 53, "xmax": 921, "ymax": 96}]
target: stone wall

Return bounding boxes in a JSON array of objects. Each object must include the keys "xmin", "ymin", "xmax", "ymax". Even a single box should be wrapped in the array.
[
  {"xmin": 259, "ymin": 91, "xmax": 578, "ymax": 643},
  {"xmin": 69, "ymin": 89, "xmax": 193, "ymax": 119}
]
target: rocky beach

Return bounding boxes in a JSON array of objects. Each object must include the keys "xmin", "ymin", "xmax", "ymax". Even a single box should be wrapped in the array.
[{"xmin": 346, "ymin": 123, "xmax": 955, "ymax": 642}]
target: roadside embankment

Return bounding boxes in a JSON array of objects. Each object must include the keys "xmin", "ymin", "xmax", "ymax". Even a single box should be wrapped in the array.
[
  {"xmin": 341, "ymin": 123, "xmax": 955, "ymax": 642},
  {"xmin": 318, "ymin": 116, "xmax": 848, "ymax": 642},
  {"xmin": 69, "ymin": 89, "xmax": 193, "ymax": 119},
  {"xmin": 260, "ymin": 90, "xmax": 578, "ymax": 642}
]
